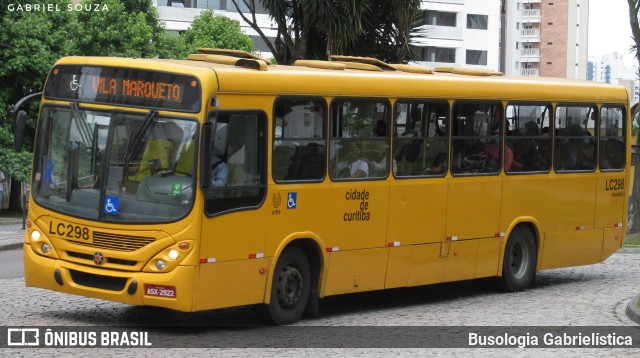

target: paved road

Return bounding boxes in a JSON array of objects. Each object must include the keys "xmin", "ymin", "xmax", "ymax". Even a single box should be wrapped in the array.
[
  {"xmin": 1, "ymin": 250, "xmax": 639, "ymax": 356},
  {"xmin": 0, "ymin": 249, "xmax": 23, "ymax": 278}
]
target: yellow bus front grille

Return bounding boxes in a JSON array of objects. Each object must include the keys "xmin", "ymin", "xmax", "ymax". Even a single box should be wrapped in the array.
[{"xmin": 70, "ymin": 231, "xmax": 156, "ymax": 252}]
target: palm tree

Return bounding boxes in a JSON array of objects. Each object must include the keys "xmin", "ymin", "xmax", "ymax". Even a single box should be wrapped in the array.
[{"xmin": 232, "ymin": 0, "xmax": 421, "ymax": 64}]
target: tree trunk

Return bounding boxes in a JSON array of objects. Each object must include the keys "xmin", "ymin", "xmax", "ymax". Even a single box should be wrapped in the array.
[{"xmin": 628, "ymin": 121, "xmax": 640, "ymax": 234}]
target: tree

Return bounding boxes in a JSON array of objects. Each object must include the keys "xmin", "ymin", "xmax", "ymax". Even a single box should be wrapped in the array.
[
  {"xmin": 0, "ymin": 0, "xmax": 79, "ymax": 209},
  {"xmin": 181, "ymin": 10, "xmax": 254, "ymax": 57},
  {"xmin": 232, "ymin": 0, "xmax": 421, "ymax": 64},
  {"xmin": 75, "ymin": 0, "xmax": 158, "ymax": 57},
  {"xmin": 628, "ymin": 0, "xmax": 640, "ymax": 233}
]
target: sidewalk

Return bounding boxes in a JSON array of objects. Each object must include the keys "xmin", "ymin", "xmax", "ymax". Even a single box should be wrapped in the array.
[{"xmin": 0, "ymin": 212, "xmax": 26, "ymax": 251}]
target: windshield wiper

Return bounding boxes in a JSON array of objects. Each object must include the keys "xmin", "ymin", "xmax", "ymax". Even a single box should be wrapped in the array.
[
  {"xmin": 124, "ymin": 109, "xmax": 158, "ymax": 164},
  {"xmin": 70, "ymin": 101, "xmax": 93, "ymax": 145}
]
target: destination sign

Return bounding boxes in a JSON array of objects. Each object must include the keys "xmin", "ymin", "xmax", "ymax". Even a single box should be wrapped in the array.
[{"xmin": 44, "ymin": 65, "xmax": 201, "ymax": 112}]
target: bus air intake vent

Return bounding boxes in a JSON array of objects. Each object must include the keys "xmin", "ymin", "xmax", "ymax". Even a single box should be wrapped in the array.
[
  {"xmin": 69, "ymin": 269, "xmax": 127, "ymax": 291},
  {"xmin": 66, "ymin": 251, "xmax": 137, "ymax": 266},
  {"xmin": 69, "ymin": 232, "xmax": 155, "ymax": 252}
]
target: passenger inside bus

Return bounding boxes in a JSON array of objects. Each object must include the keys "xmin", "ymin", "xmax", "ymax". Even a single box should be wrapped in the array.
[
  {"xmin": 336, "ymin": 141, "xmax": 369, "ymax": 178},
  {"xmin": 211, "ymin": 122, "xmax": 229, "ymax": 187}
]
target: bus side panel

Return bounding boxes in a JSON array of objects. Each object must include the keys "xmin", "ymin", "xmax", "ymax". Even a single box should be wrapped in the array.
[
  {"xmin": 407, "ymin": 240, "xmax": 478, "ymax": 286},
  {"xmin": 501, "ymin": 175, "xmax": 553, "ymax": 232},
  {"xmin": 601, "ymin": 227, "xmax": 624, "ymax": 261},
  {"xmin": 540, "ymin": 229, "xmax": 603, "ymax": 269},
  {"xmin": 544, "ymin": 174, "xmax": 596, "ymax": 232},
  {"xmin": 194, "ymin": 258, "xmax": 269, "ymax": 311},
  {"xmin": 594, "ymin": 172, "xmax": 627, "ymax": 229},
  {"xmin": 446, "ymin": 177, "xmax": 501, "ymax": 240},
  {"xmin": 387, "ymin": 178, "xmax": 448, "ymax": 245},
  {"xmin": 323, "ymin": 248, "xmax": 388, "ymax": 296},
  {"xmin": 385, "ymin": 245, "xmax": 411, "ymax": 288},
  {"xmin": 475, "ymin": 236, "xmax": 501, "ymax": 278}
]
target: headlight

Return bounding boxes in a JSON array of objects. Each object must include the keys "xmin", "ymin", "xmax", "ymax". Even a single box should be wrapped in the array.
[
  {"xmin": 156, "ymin": 260, "xmax": 166, "ymax": 270},
  {"xmin": 41, "ymin": 243, "xmax": 51, "ymax": 254},
  {"xmin": 168, "ymin": 249, "xmax": 179, "ymax": 260},
  {"xmin": 31, "ymin": 230, "xmax": 41, "ymax": 241}
]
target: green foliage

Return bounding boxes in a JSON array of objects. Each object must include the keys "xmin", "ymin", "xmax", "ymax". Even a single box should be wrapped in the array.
[
  {"xmin": 238, "ymin": 0, "xmax": 420, "ymax": 64},
  {"xmin": 76, "ymin": 0, "xmax": 156, "ymax": 57},
  {"xmin": 182, "ymin": 10, "xmax": 254, "ymax": 55},
  {"xmin": 0, "ymin": 0, "xmax": 78, "ymax": 179},
  {"xmin": 157, "ymin": 30, "xmax": 189, "ymax": 59}
]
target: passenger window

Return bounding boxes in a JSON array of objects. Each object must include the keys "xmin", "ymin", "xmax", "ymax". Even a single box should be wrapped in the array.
[
  {"xmin": 205, "ymin": 112, "xmax": 266, "ymax": 216},
  {"xmin": 273, "ymin": 98, "xmax": 326, "ymax": 182},
  {"xmin": 451, "ymin": 102, "xmax": 503, "ymax": 175},
  {"xmin": 600, "ymin": 106, "xmax": 626, "ymax": 171},
  {"xmin": 393, "ymin": 100, "xmax": 449, "ymax": 177},
  {"xmin": 505, "ymin": 103, "xmax": 552, "ymax": 173},
  {"xmin": 554, "ymin": 105, "xmax": 597, "ymax": 172},
  {"xmin": 330, "ymin": 99, "xmax": 390, "ymax": 180}
]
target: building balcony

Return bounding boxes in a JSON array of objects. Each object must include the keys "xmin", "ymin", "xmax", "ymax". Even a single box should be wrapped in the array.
[
  {"xmin": 522, "ymin": 9, "xmax": 541, "ymax": 22},
  {"xmin": 412, "ymin": 25, "xmax": 463, "ymax": 41},
  {"xmin": 521, "ymin": 0, "xmax": 542, "ymax": 3},
  {"xmin": 521, "ymin": 68, "xmax": 540, "ymax": 76},
  {"xmin": 520, "ymin": 28, "xmax": 541, "ymax": 42},
  {"xmin": 520, "ymin": 48, "xmax": 540, "ymax": 62}
]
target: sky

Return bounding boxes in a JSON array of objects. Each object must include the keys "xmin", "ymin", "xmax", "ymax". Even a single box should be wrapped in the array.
[{"xmin": 588, "ymin": 0, "xmax": 634, "ymax": 64}]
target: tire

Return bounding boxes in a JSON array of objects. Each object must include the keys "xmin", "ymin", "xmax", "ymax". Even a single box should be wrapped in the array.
[
  {"xmin": 264, "ymin": 246, "xmax": 311, "ymax": 325},
  {"xmin": 500, "ymin": 226, "xmax": 537, "ymax": 292}
]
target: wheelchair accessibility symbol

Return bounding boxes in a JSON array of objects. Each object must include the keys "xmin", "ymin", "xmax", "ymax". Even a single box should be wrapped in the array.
[
  {"xmin": 287, "ymin": 192, "xmax": 297, "ymax": 209},
  {"xmin": 104, "ymin": 196, "xmax": 120, "ymax": 215}
]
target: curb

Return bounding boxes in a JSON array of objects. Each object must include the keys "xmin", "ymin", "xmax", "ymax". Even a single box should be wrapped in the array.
[
  {"xmin": 0, "ymin": 220, "xmax": 23, "ymax": 226},
  {"xmin": 0, "ymin": 242, "xmax": 23, "ymax": 252},
  {"xmin": 625, "ymin": 294, "xmax": 640, "ymax": 325}
]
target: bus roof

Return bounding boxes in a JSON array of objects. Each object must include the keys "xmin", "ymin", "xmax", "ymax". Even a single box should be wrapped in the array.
[{"xmin": 54, "ymin": 56, "xmax": 629, "ymax": 105}]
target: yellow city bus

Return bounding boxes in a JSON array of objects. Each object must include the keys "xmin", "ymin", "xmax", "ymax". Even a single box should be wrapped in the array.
[{"xmin": 17, "ymin": 49, "xmax": 630, "ymax": 324}]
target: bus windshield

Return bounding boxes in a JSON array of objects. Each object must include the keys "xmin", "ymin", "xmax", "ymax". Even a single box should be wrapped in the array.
[{"xmin": 32, "ymin": 105, "xmax": 198, "ymax": 223}]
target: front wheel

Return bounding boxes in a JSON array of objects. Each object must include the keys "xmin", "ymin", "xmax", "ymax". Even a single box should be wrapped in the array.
[
  {"xmin": 500, "ymin": 226, "xmax": 537, "ymax": 292},
  {"xmin": 263, "ymin": 247, "xmax": 311, "ymax": 325}
]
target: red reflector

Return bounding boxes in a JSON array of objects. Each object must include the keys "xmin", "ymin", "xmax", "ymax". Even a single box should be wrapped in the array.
[{"xmin": 144, "ymin": 284, "xmax": 176, "ymax": 298}]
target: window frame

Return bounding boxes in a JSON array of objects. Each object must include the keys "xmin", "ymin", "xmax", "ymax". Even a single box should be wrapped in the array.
[
  {"xmin": 467, "ymin": 14, "xmax": 489, "ymax": 30},
  {"xmin": 504, "ymin": 101, "xmax": 553, "ymax": 175},
  {"xmin": 450, "ymin": 100, "xmax": 504, "ymax": 177},
  {"xmin": 204, "ymin": 109, "xmax": 268, "ymax": 217},
  {"xmin": 329, "ymin": 97, "xmax": 391, "ymax": 181},
  {"xmin": 553, "ymin": 103, "xmax": 598, "ymax": 174},
  {"xmin": 599, "ymin": 104, "xmax": 627, "ymax": 172},
  {"xmin": 392, "ymin": 98, "xmax": 450, "ymax": 179},
  {"xmin": 271, "ymin": 96, "xmax": 328, "ymax": 184}
]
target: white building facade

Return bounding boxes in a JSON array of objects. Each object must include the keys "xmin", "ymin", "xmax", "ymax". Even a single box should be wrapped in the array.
[
  {"xmin": 504, "ymin": 0, "xmax": 589, "ymax": 79},
  {"xmin": 410, "ymin": 0, "xmax": 501, "ymax": 71}
]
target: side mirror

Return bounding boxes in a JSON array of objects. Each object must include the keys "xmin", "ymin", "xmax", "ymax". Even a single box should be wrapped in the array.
[
  {"xmin": 14, "ymin": 110, "xmax": 27, "ymax": 152},
  {"xmin": 12, "ymin": 91, "xmax": 43, "ymax": 152}
]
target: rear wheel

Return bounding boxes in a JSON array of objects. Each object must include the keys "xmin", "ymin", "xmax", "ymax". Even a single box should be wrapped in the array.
[
  {"xmin": 500, "ymin": 226, "xmax": 537, "ymax": 292},
  {"xmin": 264, "ymin": 247, "xmax": 311, "ymax": 325}
]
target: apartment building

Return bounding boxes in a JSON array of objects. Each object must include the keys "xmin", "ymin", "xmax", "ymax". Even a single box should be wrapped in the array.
[
  {"xmin": 504, "ymin": 0, "xmax": 589, "ymax": 78},
  {"xmin": 155, "ymin": 0, "xmax": 276, "ymax": 54},
  {"xmin": 410, "ymin": 0, "xmax": 500, "ymax": 70}
]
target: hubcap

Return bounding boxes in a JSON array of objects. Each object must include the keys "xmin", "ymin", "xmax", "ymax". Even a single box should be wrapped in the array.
[
  {"xmin": 276, "ymin": 264, "xmax": 303, "ymax": 307},
  {"xmin": 510, "ymin": 241, "xmax": 530, "ymax": 280}
]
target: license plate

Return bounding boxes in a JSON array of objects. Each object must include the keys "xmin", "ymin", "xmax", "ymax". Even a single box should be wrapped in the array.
[
  {"xmin": 47, "ymin": 220, "xmax": 92, "ymax": 243},
  {"xmin": 144, "ymin": 284, "xmax": 177, "ymax": 298}
]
